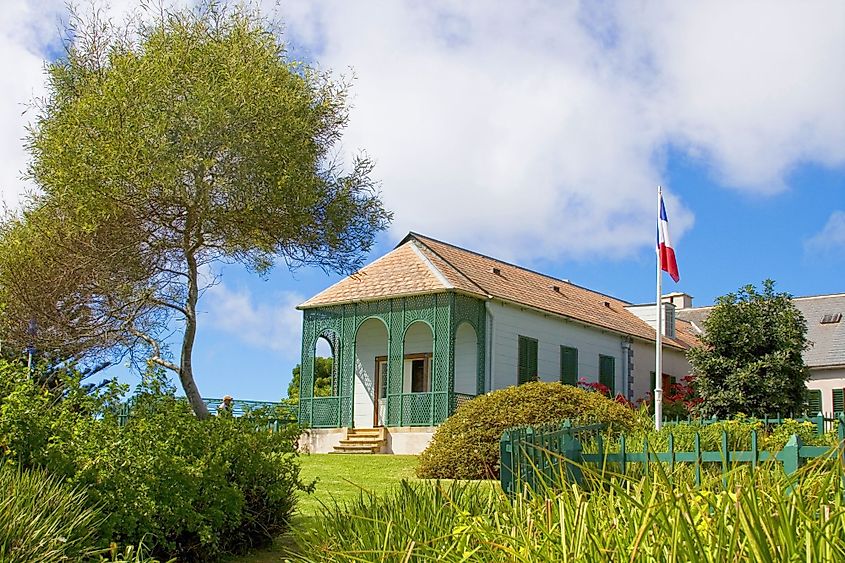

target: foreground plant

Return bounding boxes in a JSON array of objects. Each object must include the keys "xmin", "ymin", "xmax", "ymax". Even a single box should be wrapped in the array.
[{"xmin": 293, "ymin": 459, "xmax": 845, "ymax": 561}]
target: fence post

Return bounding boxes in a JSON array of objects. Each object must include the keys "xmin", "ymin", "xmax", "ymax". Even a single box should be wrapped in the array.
[
  {"xmin": 620, "ymin": 434, "xmax": 627, "ymax": 477},
  {"xmin": 643, "ymin": 436, "xmax": 649, "ymax": 478},
  {"xmin": 561, "ymin": 422, "xmax": 584, "ymax": 487},
  {"xmin": 694, "ymin": 432, "xmax": 701, "ymax": 487},
  {"xmin": 500, "ymin": 429, "xmax": 514, "ymax": 494},
  {"xmin": 668, "ymin": 433, "xmax": 675, "ymax": 476},
  {"xmin": 780, "ymin": 434, "xmax": 803, "ymax": 476},
  {"xmin": 750, "ymin": 430, "xmax": 758, "ymax": 472}
]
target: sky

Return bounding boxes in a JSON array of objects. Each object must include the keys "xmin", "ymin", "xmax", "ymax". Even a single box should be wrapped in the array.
[{"xmin": 1, "ymin": 1, "xmax": 844, "ymax": 401}]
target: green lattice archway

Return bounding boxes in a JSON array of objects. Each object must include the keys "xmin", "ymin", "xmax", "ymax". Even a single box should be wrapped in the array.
[{"xmin": 299, "ymin": 292, "xmax": 487, "ymax": 428}]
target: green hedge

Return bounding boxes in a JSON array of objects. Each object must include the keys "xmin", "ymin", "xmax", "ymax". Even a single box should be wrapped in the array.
[
  {"xmin": 0, "ymin": 361, "xmax": 307, "ymax": 561},
  {"xmin": 416, "ymin": 382, "xmax": 637, "ymax": 479}
]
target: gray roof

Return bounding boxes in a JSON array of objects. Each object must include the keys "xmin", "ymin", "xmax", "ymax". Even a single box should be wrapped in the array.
[{"xmin": 677, "ymin": 293, "xmax": 845, "ymax": 369}]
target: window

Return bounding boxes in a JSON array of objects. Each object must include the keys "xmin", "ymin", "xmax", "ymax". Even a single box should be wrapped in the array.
[
  {"xmin": 518, "ymin": 336, "xmax": 538, "ymax": 384},
  {"xmin": 599, "ymin": 355, "xmax": 615, "ymax": 395},
  {"xmin": 411, "ymin": 357, "xmax": 429, "ymax": 392},
  {"xmin": 834, "ymin": 389, "xmax": 844, "ymax": 413},
  {"xmin": 649, "ymin": 371, "xmax": 676, "ymax": 391},
  {"xmin": 560, "ymin": 346, "xmax": 578, "ymax": 386},
  {"xmin": 376, "ymin": 358, "xmax": 388, "ymax": 399},
  {"xmin": 804, "ymin": 389, "xmax": 822, "ymax": 414}
]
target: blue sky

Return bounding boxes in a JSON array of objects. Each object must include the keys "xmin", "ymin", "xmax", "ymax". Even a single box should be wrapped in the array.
[{"xmin": 2, "ymin": 1, "xmax": 844, "ymax": 401}]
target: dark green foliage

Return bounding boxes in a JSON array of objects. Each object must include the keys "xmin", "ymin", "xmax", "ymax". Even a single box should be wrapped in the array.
[
  {"xmin": 0, "ymin": 464, "xmax": 99, "ymax": 563},
  {"xmin": 0, "ymin": 361, "xmax": 306, "ymax": 561},
  {"xmin": 416, "ymin": 381, "xmax": 636, "ymax": 479},
  {"xmin": 287, "ymin": 357, "xmax": 333, "ymax": 402},
  {"xmin": 688, "ymin": 280, "xmax": 810, "ymax": 418}
]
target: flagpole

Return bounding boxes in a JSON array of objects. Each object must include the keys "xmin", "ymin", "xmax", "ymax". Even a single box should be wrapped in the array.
[{"xmin": 655, "ymin": 186, "xmax": 663, "ymax": 431}]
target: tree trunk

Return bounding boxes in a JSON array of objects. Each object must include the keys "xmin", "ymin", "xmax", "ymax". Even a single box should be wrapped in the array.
[{"xmin": 181, "ymin": 245, "xmax": 211, "ymax": 419}]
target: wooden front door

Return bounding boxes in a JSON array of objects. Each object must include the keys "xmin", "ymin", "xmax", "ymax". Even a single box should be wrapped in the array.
[{"xmin": 374, "ymin": 357, "xmax": 388, "ymax": 427}]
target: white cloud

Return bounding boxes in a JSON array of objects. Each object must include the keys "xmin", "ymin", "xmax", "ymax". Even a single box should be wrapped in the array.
[
  {"xmin": 806, "ymin": 210, "xmax": 845, "ymax": 255},
  {"xmin": 202, "ymin": 282, "xmax": 304, "ymax": 357},
  {"xmin": 3, "ymin": 0, "xmax": 845, "ymax": 263}
]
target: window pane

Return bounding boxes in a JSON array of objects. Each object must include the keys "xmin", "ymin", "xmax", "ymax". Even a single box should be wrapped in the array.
[{"xmin": 411, "ymin": 359, "xmax": 428, "ymax": 392}]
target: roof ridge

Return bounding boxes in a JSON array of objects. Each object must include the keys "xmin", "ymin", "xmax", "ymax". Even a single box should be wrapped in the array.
[
  {"xmin": 407, "ymin": 240, "xmax": 454, "ymax": 290},
  {"xmin": 407, "ymin": 232, "xmax": 633, "ymax": 305},
  {"xmin": 408, "ymin": 236, "xmax": 490, "ymax": 297}
]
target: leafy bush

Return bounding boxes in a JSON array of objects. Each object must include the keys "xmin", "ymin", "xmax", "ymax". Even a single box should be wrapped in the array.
[
  {"xmin": 0, "ymin": 464, "xmax": 99, "ymax": 563},
  {"xmin": 416, "ymin": 381, "xmax": 636, "ymax": 479},
  {"xmin": 0, "ymin": 361, "xmax": 307, "ymax": 561}
]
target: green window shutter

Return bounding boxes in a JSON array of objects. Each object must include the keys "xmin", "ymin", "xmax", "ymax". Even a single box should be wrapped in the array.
[
  {"xmin": 805, "ymin": 389, "xmax": 822, "ymax": 414},
  {"xmin": 834, "ymin": 389, "xmax": 845, "ymax": 413},
  {"xmin": 560, "ymin": 346, "xmax": 578, "ymax": 386},
  {"xmin": 599, "ymin": 355, "xmax": 616, "ymax": 395},
  {"xmin": 518, "ymin": 336, "xmax": 538, "ymax": 384}
]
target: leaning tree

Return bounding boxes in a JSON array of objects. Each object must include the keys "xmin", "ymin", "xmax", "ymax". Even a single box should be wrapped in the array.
[{"xmin": 0, "ymin": 3, "xmax": 390, "ymax": 418}]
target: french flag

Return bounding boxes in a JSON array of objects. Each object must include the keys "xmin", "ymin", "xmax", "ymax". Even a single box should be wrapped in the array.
[{"xmin": 658, "ymin": 190, "xmax": 680, "ymax": 282}]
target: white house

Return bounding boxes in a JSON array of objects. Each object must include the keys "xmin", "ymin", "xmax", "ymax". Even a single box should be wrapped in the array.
[{"xmin": 296, "ymin": 233, "xmax": 698, "ymax": 454}]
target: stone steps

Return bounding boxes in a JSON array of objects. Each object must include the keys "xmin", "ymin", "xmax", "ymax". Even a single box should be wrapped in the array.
[{"xmin": 331, "ymin": 427, "xmax": 387, "ymax": 454}]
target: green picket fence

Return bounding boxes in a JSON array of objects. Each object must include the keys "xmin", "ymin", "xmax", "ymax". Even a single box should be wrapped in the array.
[
  {"xmin": 500, "ymin": 416, "xmax": 845, "ymax": 495},
  {"xmin": 663, "ymin": 412, "xmax": 845, "ymax": 434}
]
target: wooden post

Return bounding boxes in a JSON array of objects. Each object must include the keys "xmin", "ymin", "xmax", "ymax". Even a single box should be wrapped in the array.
[
  {"xmin": 694, "ymin": 432, "xmax": 701, "ymax": 487},
  {"xmin": 721, "ymin": 431, "xmax": 729, "ymax": 489},
  {"xmin": 781, "ymin": 434, "xmax": 803, "ymax": 476},
  {"xmin": 561, "ymin": 422, "xmax": 584, "ymax": 486},
  {"xmin": 668, "ymin": 433, "xmax": 675, "ymax": 476},
  {"xmin": 750, "ymin": 430, "xmax": 758, "ymax": 472},
  {"xmin": 620, "ymin": 434, "xmax": 627, "ymax": 477},
  {"xmin": 500, "ymin": 429, "xmax": 514, "ymax": 494}
]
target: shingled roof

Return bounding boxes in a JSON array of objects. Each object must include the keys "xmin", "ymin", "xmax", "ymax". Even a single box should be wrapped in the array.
[{"xmin": 299, "ymin": 233, "xmax": 698, "ymax": 350}]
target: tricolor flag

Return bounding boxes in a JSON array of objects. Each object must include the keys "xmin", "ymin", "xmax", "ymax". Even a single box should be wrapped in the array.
[{"xmin": 657, "ymin": 190, "xmax": 680, "ymax": 282}]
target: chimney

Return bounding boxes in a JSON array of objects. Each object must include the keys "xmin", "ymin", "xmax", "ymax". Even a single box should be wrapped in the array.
[{"xmin": 662, "ymin": 292, "xmax": 693, "ymax": 310}]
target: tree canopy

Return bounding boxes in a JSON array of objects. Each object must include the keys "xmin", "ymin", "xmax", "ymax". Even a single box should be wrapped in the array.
[
  {"xmin": 0, "ymin": 2, "xmax": 390, "ymax": 418},
  {"xmin": 688, "ymin": 280, "xmax": 809, "ymax": 417},
  {"xmin": 287, "ymin": 357, "xmax": 333, "ymax": 403}
]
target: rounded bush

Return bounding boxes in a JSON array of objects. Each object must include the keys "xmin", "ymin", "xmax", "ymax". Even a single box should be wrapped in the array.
[{"xmin": 416, "ymin": 381, "xmax": 637, "ymax": 479}]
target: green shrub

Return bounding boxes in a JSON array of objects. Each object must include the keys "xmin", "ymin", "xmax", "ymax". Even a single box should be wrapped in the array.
[
  {"xmin": 416, "ymin": 381, "xmax": 636, "ymax": 479},
  {"xmin": 0, "ymin": 464, "xmax": 100, "ymax": 563},
  {"xmin": 0, "ymin": 361, "xmax": 307, "ymax": 561}
]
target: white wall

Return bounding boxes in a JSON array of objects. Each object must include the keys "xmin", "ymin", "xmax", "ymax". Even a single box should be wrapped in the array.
[
  {"xmin": 454, "ymin": 322, "xmax": 478, "ymax": 395},
  {"xmin": 630, "ymin": 339, "xmax": 692, "ymax": 402},
  {"xmin": 806, "ymin": 368, "xmax": 845, "ymax": 413},
  {"xmin": 354, "ymin": 318, "xmax": 388, "ymax": 428},
  {"xmin": 487, "ymin": 301, "xmax": 625, "ymax": 394}
]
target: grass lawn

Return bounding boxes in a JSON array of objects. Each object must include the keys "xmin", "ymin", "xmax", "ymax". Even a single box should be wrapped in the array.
[
  {"xmin": 297, "ymin": 453, "xmax": 419, "ymax": 516},
  {"xmin": 227, "ymin": 453, "xmax": 418, "ymax": 562}
]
